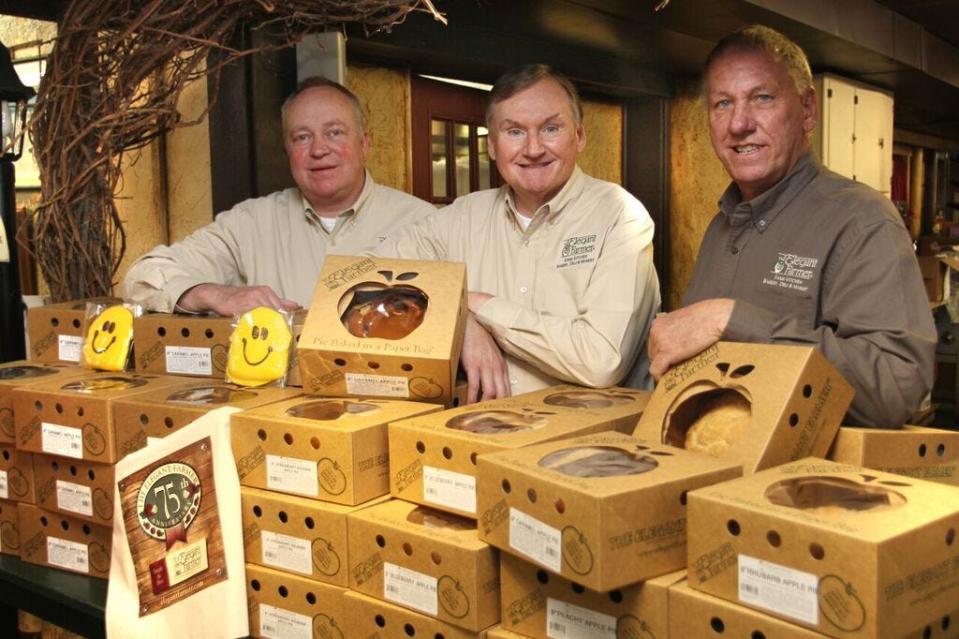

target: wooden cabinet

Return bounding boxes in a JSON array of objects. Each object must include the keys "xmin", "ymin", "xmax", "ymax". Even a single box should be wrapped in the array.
[{"xmin": 812, "ymin": 74, "xmax": 894, "ymax": 197}]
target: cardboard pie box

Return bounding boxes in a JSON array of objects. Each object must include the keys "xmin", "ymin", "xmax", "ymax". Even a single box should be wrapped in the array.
[
  {"xmin": 483, "ymin": 626, "xmax": 528, "ymax": 639},
  {"xmin": 241, "ymin": 486, "xmax": 388, "ymax": 587},
  {"xmin": 0, "ymin": 445, "xmax": 35, "ymax": 504},
  {"xmin": 133, "ymin": 312, "xmax": 233, "ymax": 377},
  {"xmin": 828, "ymin": 425, "xmax": 959, "ymax": 486},
  {"xmin": 669, "ymin": 580, "xmax": 830, "ymax": 639},
  {"xmin": 12, "ymin": 372, "xmax": 184, "ymax": 463},
  {"xmin": 112, "ymin": 380, "xmax": 299, "ymax": 440},
  {"xmin": 345, "ymin": 589, "xmax": 491, "ymax": 639},
  {"xmin": 0, "ymin": 360, "xmax": 88, "ymax": 445},
  {"xmin": 32, "ymin": 454, "xmax": 115, "ymax": 525},
  {"xmin": 500, "ymin": 551, "xmax": 683, "ymax": 638},
  {"xmin": 476, "ymin": 431, "xmax": 741, "ymax": 591},
  {"xmin": 0, "ymin": 498, "xmax": 20, "ymax": 556},
  {"xmin": 634, "ymin": 342, "xmax": 854, "ymax": 474},
  {"xmin": 686, "ymin": 457, "xmax": 959, "ymax": 639},
  {"xmin": 26, "ymin": 298, "xmax": 121, "ymax": 363},
  {"xmin": 389, "ymin": 386, "xmax": 651, "ymax": 519},
  {"xmin": 298, "ymin": 255, "xmax": 468, "ymax": 406},
  {"xmin": 245, "ymin": 563, "xmax": 347, "ymax": 639},
  {"xmin": 232, "ymin": 396, "xmax": 439, "ymax": 505},
  {"xmin": 285, "ymin": 309, "xmax": 307, "ymax": 388},
  {"xmin": 17, "ymin": 503, "xmax": 111, "ymax": 578},
  {"xmin": 347, "ymin": 498, "xmax": 500, "ymax": 631}
]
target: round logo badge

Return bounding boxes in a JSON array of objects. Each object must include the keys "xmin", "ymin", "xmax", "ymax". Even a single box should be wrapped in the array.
[{"xmin": 137, "ymin": 462, "xmax": 202, "ymax": 543}]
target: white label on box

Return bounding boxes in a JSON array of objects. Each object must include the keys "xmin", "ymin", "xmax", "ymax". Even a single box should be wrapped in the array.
[
  {"xmin": 166, "ymin": 537, "xmax": 208, "ymax": 586},
  {"xmin": 509, "ymin": 507, "xmax": 561, "ymax": 573},
  {"xmin": 47, "ymin": 536, "xmax": 89, "ymax": 573},
  {"xmin": 56, "ymin": 480, "xmax": 93, "ymax": 517},
  {"xmin": 345, "ymin": 372, "xmax": 409, "ymax": 398},
  {"xmin": 266, "ymin": 455, "xmax": 318, "ymax": 497},
  {"xmin": 739, "ymin": 555, "xmax": 819, "ymax": 625},
  {"xmin": 383, "ymin": 562, "xmax": 438, "ymax": 615},
  {"xmin": 0, "ymin": 470, "xmax": 6, "ymax": 499},
  {"xmin": 164, "ymin": 345, "xmax": 213, "ymax": 375},
  {"xmin": 41, "ymin": 423, "xmax": 84, "ymax": 459},
  {"xmin": 546, "ymin": 598, "xmax": 617, "ymax": 639},
  {"xmin": 261, "ymin": 530, "xmax": 312, "ymax": 575},
  {"xmin": 423, "ymin": 465, "xmax": 476, "ymax": 514},
  {"xmin": 58, "ymin": 335, "xmax": 83, "ymax": 362},
  {"xmin": 259, "ymin": 603, "xmax": 312, "ymax": 639}
]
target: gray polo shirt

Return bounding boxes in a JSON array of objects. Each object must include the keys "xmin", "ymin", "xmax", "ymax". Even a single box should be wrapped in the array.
[{"xmin": 684, "ymin": 152, "xmax": 935, "ymax": 428}]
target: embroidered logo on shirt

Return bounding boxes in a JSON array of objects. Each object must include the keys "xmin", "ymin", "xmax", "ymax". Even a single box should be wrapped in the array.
[
  {"xmin": 557, "ymin": 234, "xmax": 597, "ymax": 269},
  {"xmin": 763, "ymin": 252, "xmax": 819, "ymax": 292}
]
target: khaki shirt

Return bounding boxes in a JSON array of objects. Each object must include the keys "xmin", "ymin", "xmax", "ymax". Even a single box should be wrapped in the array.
[
  {"xmin": 378, "ymin": 166, "xmax": 660, "ymax": 395},
  {"xmin": 123, "ymin": 173, "xmax": 435, "ymax": 311},
  {"xmin": 685, "ymin": 153, "xmax": 936, "ymax": 428}
]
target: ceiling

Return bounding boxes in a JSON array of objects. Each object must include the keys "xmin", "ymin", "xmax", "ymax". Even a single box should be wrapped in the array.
[{"xmin": 5, "ymin": 0, "xmax": 959, "ymax": 142}]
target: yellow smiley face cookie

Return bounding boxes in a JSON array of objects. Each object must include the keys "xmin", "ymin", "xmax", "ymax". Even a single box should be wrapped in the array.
[
  {"xmin": 226, "ymin": 307, "xmax": 292, "ymax": 387},
  {"xmin": 82, "ymin": 305, "xmax": 135, "ymax": 371}
]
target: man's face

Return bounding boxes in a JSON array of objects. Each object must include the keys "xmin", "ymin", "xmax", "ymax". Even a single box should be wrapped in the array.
[
  {"xmin": 705, "ymin": 49, "xmax": 816, "ymax": 201},
  {"xmin": 284, "ymin": 86, "xmax": 370, "ymax": 214},
  {"xmin": 488, "ymin": 78, "xmax": 585, "ymax": 214}
]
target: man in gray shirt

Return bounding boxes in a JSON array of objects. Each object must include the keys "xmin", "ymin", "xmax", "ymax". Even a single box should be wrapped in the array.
[{"xmin": 649, "ymin": 25, "xmax": 935, "ymax": 428}]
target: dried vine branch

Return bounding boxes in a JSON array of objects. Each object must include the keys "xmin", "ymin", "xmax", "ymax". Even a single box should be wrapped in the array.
[{"xmin": 29, "ymin": 0, "xmax": 444, "ymax": 301}]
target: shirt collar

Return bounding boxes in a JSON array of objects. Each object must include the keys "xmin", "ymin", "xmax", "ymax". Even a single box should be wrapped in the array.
[
  {"xmin": 503, "ymin": 165, "xmax": 586, "ymax": 231},
  {"xmin": 299, "ymin": 170, "xmax": 375, "ymax": 227},
  {"xmin": 718, "ymin": 152, "xmax": 820, "ymax": 231}
]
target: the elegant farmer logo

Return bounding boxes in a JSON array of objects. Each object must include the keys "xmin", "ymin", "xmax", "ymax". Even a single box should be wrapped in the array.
[
  {"xmin": 763, "ymin": 252, "xmax": 819, "ymax": 292},
  {"xmin": 137, "ymin": 462, "xmax": 201, "ymax": 549}
]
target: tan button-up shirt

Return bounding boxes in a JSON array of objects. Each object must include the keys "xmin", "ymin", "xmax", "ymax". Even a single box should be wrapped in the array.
[
  {"xmin": 123, "ymin": 173, "xmax": 435, "ymax": 312},
  {"xmin": 378, "ymin": 166, "xmax": 660, "ymax": 394}
]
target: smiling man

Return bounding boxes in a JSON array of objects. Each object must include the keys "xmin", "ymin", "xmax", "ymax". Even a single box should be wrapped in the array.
[
  {"xmin": 648, "ymin": 26, "xmax": 935, "ymax": 428},
  {"xmin": 379, "ymin": 64, "xmax": 660, "ymax": 403},
  {"xmin": 124, "ymin": 77, "xmax": 434, "ymax": 315}
]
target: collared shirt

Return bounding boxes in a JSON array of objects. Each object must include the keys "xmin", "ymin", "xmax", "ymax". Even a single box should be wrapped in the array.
[
  {"xmin": 377, "ymin": 166, "xmax": 661, "ymax": 395},
  {"xmin": 685, "ymin": 152, "xmax": 936, "ymax": 428},
  {"xmin": 123, "ymin": 173, "xmax": 435, "ymax": 311}
]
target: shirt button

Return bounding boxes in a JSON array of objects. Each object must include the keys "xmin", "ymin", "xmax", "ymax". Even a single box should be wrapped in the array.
[
  {"xmin": 731, "ymin": 247, "xmax": 739, "ymax": 255},
  {"xmin": 510, "ymin": 379, "xmax": 518, "ymax": 385},
  {"xmin": 758, "ymin": 220, "xmax": 766, "ymax": 228},
  {"xmin": 520, "ymin": 286, "xmax": 529, "ymax": 294}
]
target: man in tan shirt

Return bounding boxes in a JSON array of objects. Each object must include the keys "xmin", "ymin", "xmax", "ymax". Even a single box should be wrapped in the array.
[
  {"xmin": 380, "ymin": 65, "xmax": 660, "ymax": 402},
  {"xmin": 123, "ymin": 77, "xmax": 434, "ymax": 315}
]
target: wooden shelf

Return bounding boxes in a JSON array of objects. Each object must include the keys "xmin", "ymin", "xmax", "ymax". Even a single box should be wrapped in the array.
[{"xmin": 0, "ymin": 554, "xmax": 105, "ymax": 638}]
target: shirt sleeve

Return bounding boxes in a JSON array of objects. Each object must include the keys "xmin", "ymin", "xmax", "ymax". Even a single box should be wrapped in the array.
[
  {"xmin": 475, "ymin": 210, "xmax": 661, "ymax": 388},
  {"xmin": 723, "ymin": 219, "xmax": 936, "ymax": 428},
  {"xmin": 122, "ymin": 208, "xmax": 249, "ymax": 313},
  {"xmin": 373, "ymin": 203, "xmax": 455, "ymax": 260}
]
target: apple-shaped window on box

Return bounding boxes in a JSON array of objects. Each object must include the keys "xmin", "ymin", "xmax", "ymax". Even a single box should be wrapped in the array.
[
  {"xmin": 542, "ymin": 390, "xmax": 637, "ymax": 409},
  {"xmin": 61, "ymin": 376, "xmax": 148, "ymax": 393},
  {"xmin": 445, "ymin": 410, "xmax": 552, "ymax": 435},
  {"xmin": 166, "ymin": 385, "xmax": 258, "ymax": 405},
  {"xmin": 538, "ymin": 445, "xmax": 660, "ymax": 478},
  {"xmin": 405, "ymin": 505, "xmax": 474, "ymax": 531},
  {"xmin": 338, "ymin": 271, "xmax": 429, "ymax": 340},
  {"xmin": 764, "ymin": 476, "xmax": 908, "ymax": 512},
  {"xmin": 285, "ymin": 399, "xmax": 380, "ymax": 420},
  {"xmin": 0, "ymin": 365, "xmax": 58, "ymax": 380}
]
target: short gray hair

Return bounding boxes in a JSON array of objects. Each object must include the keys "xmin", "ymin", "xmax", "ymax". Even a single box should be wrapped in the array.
[
  {"xmin": 486, "ymin": 64, "xmax": 582, "ymax": 127},
  {"xmin": 281, "ymin": 76, "xmax": 366, "ymax": 132},
  {"xmin": 703, "ymin": 25, "xmax": 813, "ymax": 98}
]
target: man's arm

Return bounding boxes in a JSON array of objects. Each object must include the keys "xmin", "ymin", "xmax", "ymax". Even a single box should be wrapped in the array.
[
  {"xmin": 648, "ymin": 298, "xmax": 735, "ymax": 379},
  {"xmin": 473, "ymin": 213, "xmax": 659, "ymax": 388}
]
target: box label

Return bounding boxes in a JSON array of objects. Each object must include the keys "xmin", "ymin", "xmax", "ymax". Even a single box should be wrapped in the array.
[
  {"xmin": 56, "ymin": 480, "xmax": 93, "ymax": 517},
  {"xmin": 47, "ymin": 536, "xmax": 89, "ymax": 573},
  {"xmin": 345, "ymin": 373, "xmax": 409, "ymax": 398},
  {"xmin": 58, "ymin": 335, "xmax": 83, "ymax": 362},
  {"xmin": 266, "ymin": 455, "xmax": 318, "ymax": 497},
  {"xmin": 509, "ymin": 508, "xmax": 561, "ymax": 572},
  {"xmin": 0, "ymin": 469, "xmax": 6, "ymax": 499},
  {"xmin": 165, "ymin": 538, "xmax": 209, "ymax": 586},
  {"xmin": 259, "ymin": 603, "xmax": 312, "ymax": 639},
  {"xmin": 261, "ymin": 530, "xmax": 312, "ymax": 575},
  {"xmin": 383, "ymin": 561, "xmax": 438, "ymax": 615},
  {"xmin": 164, "ymin": 346, "xmax": 213, "ymax": 375},
  {"xmin": 739, "ymin": 555, "xmax": 819, "ymax": 625},
  {"xmin": 42, "ymin": 423, "xmax": 84, "ymax": 459},
  {"xmin": 423, "ymin": 466, "xmax": 476, "ymax": 514},
  {"xmin": 546, "ymin": 597, "xmax": 617, "ymax": 639}
]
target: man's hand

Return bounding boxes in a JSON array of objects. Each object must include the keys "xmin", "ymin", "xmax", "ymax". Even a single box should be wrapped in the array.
[
  {"xmin": 461, "ymin": 312, "xmax": 511, "ymax": 404},
  {"xmin": 648, "ymin": 298, "xmax": 735, "ymax": 380},
  {"xmin": 177, "ymin": 283, "xmax": 300, "ymax": 316}
]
